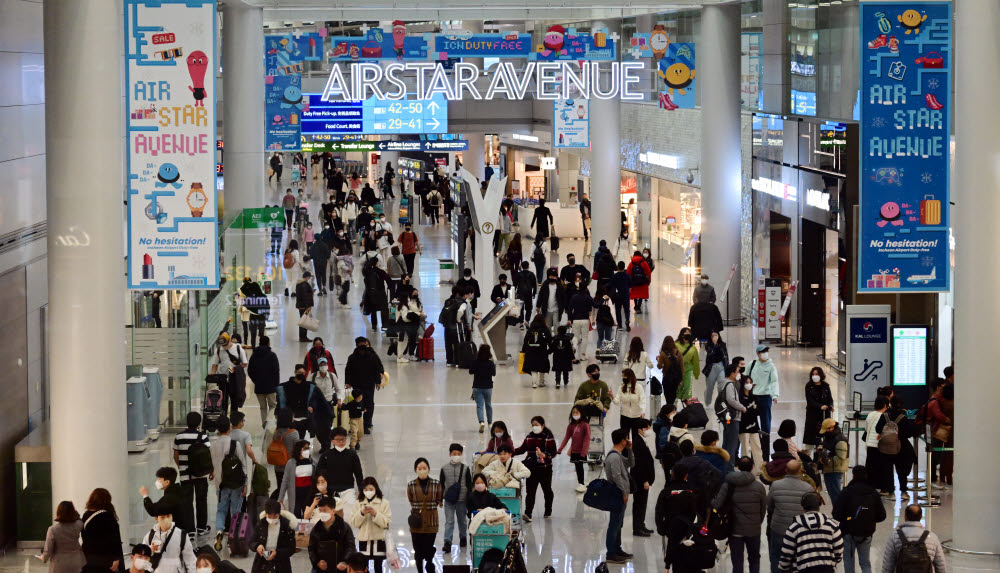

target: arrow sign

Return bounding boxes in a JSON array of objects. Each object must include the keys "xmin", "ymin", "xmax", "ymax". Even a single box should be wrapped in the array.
[
  {"xmin": 428, "ymin": 118, "xmax": 440, "ymax": 130},
  {"xmin": 428, "ymin": 101, "xmax": 440, "ymax": 114}
]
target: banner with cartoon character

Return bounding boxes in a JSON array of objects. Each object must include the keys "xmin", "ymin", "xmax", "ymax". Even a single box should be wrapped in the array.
[
  {"xmin": 529, "ymin": 25, "xmax": 617, "ymax": 61},
  {"xmin": 328, "ymin": 22, "xmax": 429, "ymax": 61},
  {"xmin": 265, "ymin": 34, "xmax": 305, "ymax": 150},
  {"xmin": 859, "ymin": 2, "xmax": 951, "ymax": 292},
  {"xmin": 125, "ymin": 0, "xmax": 219, "ymax": 289}
]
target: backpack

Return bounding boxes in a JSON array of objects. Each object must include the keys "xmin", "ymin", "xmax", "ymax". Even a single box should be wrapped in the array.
[
  {"xmin": 220, "ymin": 440, "xmax": 246, "ymax": 490},
  {"xmin": 282, "ymin": 250, "xmax": 294, "ymax": 269},
  {"xmin": 251, "ymin": 463, "xmax": 271, "ymax": 497},
  {"xmin": 186, "ymin": 435, "xmax": 213, "ymax": 478},
  {"xmin": 713, "ymin": 381, "xmax": 735, "ymax": 423},
  {"xmin": 659, "ymin": 431, "xmax": 687, "ymax": 470},
  {"xmin": 532, "ymin": 245, "xmax": 546, "ymax": 265},
  {"xmin": 842, "ymin": 494, "xmax": 878, "ymax": 536},
  {"xmin": 595, "ymin": 254, "xmax": 614, "ymax": 278},
  {"xmin": 630, "ymin": 263, "xmax": 649, "ymax": 286},
  {"xmin": 596, "ymin": 304, "xmax": 613, "ymax": 325},
  {"xmin": 878, "ymin": 413, "xmax": 903, "ymax": 455},
  {"xmin": 266, "ymin": 430, "xmax": 294, "ymax": 466},
  {"xmin": 438, "ymin": 298, "xmax": 460, "ymax": 326},
  {"xmin": 894, "ymin": 529, "xmax": 933, "ymax": 573},
  {"xmin": 673, "ymin": 519, "xmax": 719, "ymax": 569},
  {"xmin": 147, "ymin": 526, "xmax": 186, "ymax": 570},
  {"xmin": 664, "ymin": 353, "xmax": 683, "ymax": 387},
  {"xmin": 705, "ymin": 482, "xmax": 735, "ymax": 540}
]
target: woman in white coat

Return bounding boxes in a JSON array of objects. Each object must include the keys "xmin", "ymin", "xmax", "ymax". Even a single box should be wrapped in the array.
[
  {"xmin": 284, "ymin": 239, "xmax": 303, "ymax": 297},
  {"xmin": 613, "ymin": 368, "xmax": 648, "ymax": 442},
  {"xmin": 623, "ymin": 336, "xmax": 656, "ymax": 416},
  {"xmin": 348, "ymin": 477, "xmax": 392, "ymax": 573}
]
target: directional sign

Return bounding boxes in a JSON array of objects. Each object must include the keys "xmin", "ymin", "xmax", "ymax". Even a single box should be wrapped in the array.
[
  {"xmin": 301, "ymin": 94, "xmax": 448, "ymax": 135},
  {"xmin": 300, "ymin": 139, "xmax": 467, "ymax": 153}
]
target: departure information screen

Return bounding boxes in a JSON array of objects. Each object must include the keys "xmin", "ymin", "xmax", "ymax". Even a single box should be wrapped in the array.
[
  {"xmin": 891, "ymin": 326, "xmax": 928, "ymax": 386},
  {"xmin": 301, "ymin": 94, "xmax": 448, "ymax": 135}
]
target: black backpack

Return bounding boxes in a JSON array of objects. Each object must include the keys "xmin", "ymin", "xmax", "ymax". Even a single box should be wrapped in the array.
[
  {"xmin": 660, "ymin": 432, "xmax": 686, "ymax": 470},
  {"xmin": 705, "ymin": 483, "xmax": 735, "ymax": 540},
  {"xmin": 220, "ymin": 440, "xmax": 246, "ymax": 490},
  {"xmin": 438, "ymin": 298, "xmax": 460, "ymax": 325},
  {"xmin": 842, "ymin": 493, "xmax": 879, "ymax": 536},
  {"xmin": 673, "ymin": 518, "xmax": 719, "ymax": 569},
  {"xmin": 532, "ymin": 245, "xmax": 546, "ymax": 265},
  {"xmin": 630, "ymin": 263, "xmax": 649, "ymax": 286},
  {"xmin": 186, "ymin": 434, "xmax": 213, "ymax": 478},
  {"xmin": 714, "ymin": 381, "xmax": 735, "ymax": 423},
  {"xmin": 895, "ymin": 529, "xmax": 933, "ymax": 573},
  {"xmin": 596, "ymin": 304, "xmax": 614, "ymax": 325},
  {"xmin": 596, "ymin": 254, "xmax": 614, "ymax": 278}
]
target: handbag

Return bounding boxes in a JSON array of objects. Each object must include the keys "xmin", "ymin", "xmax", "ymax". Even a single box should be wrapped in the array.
[
  {"xmin": 933, "ymin": 423, "xmax": 952, "ymax": 442},
  {"xmin": 649, "ymin": 375, "xmax": 662, "ymax": 395},
  {"xmin": 297, "ymin": 311, "xmax": 319, "ymax": 331},
  {"xmin": 407, "ymin": 509, "xmax": 423, "ymax": 529}
]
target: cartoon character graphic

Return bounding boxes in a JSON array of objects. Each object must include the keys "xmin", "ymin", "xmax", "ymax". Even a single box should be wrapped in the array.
[
  {"xmin": 577, "ymin": 104, "xmax": 586, "ymax": 119},
  {"xmin": 186, "ymin": 51, "xmax": 208, "ymax": 107},
  {"xmin": 658, "ymin": 54, "xmax": 696, "ymax": 96},
  {"xmin": 898, "ymin": 9, "xmax": 927, "ymax": 35},
  {"xmin": 876, "ymin": 201, "xmax": 904, "ymax": 227},
  {"xmin": 155, "ymin": 163, "xmax": 182, "ymax": 189},
  {"xmin": 280, "ymin": 85, "xmax": 304, "ymax": 110},
  {"xmin": 392, "ymin": 20, "xmax": 407, "ymax": 60},
  {"xmin": 541, "ymin": 25, "xmax": 568, "ymax": 57}
]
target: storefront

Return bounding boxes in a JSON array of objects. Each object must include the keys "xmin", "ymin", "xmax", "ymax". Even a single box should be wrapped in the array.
[
  {"xmin": 751, "ymin": 113, "xmax": 856, "ymax": 367},
  {"xmin": 652, "ymin": 177, "xmax": 701, "ymax": 268}
]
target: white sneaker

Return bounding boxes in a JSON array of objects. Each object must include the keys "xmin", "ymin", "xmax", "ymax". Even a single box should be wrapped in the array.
[
  {"xmin": 575, "ymin": 484, "xmax": 587, "ymax": 493},
  {"xmin": 397, "ymin": 356, "xmax": 409, "ymax": 363},
  {"xmin": 532, "ymin": 382, "xmax": 538, "ymax": 388},
  {"xmin": 479, "ymin": 423, "xmax": 485, "ymax": 433}
]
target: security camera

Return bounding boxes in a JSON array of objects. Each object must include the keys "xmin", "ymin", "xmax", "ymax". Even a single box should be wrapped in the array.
[{"xmin": 686, "ymin": 170, "xmax": 695, "ymax": 184}]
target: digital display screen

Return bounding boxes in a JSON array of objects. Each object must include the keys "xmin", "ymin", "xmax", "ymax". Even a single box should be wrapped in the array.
[
  {"xmin": 301, "ymin": 94, "xmax": 448, "ymax": 135},
  {"xmin": 892, "ymin": 326, "xmax": 928, "ymax": 386}
]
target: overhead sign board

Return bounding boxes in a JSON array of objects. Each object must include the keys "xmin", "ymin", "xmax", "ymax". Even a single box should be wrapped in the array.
[
  {"xmin": 299, "ymin": 139, "xmax": 468, "ymax": 153},
  {"xmin": 301, "ymin": 94, "xmax": 448, "ymax": 135}
]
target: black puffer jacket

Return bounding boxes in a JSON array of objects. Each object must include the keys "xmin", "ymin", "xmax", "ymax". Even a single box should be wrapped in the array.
[{"xmin": 711, "ymin": 470, "xmax": 767, "ymax": 537}]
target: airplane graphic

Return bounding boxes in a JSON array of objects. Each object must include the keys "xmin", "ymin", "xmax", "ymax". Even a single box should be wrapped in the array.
[{"xmin": 907, "ymin": 267, "xmax": 936, "ymax": 284}]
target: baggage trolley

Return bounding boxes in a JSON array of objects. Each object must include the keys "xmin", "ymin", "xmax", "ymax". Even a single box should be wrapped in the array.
[
  {"xmin": 471, "ymin": 527, "xmax": 521, "ymax": 572},
  {"xmin": 587, "ymin": 416, "xmax": 605, "ymax": 466},
  {"xmin": 490, "ymin": 484, "xmax": 522, "ymax": 531}
]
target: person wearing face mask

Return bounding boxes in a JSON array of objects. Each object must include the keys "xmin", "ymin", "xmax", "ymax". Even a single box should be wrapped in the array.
[
  {"xmin": 482, "ymin": 445, "xmax": 532, "ymax": 490},
  {"xmin": 250, "ymin": 500, "xmax": 296, "ymax": 573},
  {"xmin": 465, "ymin": 473, "xmax": 507, "ymax": 517},
  {"xmin": 349, "ymin": 477, "xmax": 391, "ymax": 572},
  {"xmin": 675, "ymin": 328, "xmax": 700, "ymax": 404},
  {"xmin": 385, "ymin": 246, "xmax": 407, "ymax": 300},
  {"xmin": 278, "ymin": 441, "xmax": 315, "ymax": 517},
  {"xmin": 438, "ymin": 444, "xmax": 473, "ymax": 551},
  {"xmin": 397, "ymin": 225, "xmax": 420, "ymax": 275},
  {"xmin": 521, "ymin": 314, "xmax": 553, "ymax": 388},
  {"xmin": 613, "ymin": 368, "xmax": 648, "ymax": 442},
  {"xmin": 139, "ymin": 467, "xmax": 195, "ymax": 537},
  {"xmin": 692, "ymin": 273, "xmax": 716, "ymax": 304},
  {"xmin": 303, "ymin": 338, "xmax": 335, "ymax": 377},
  {"xmin": 486, "ymin": 422, "xmax": 514, "ymax": 452},
  {"xmin": 193, "ymin": 549, "xmax": 242, "ymax": 573},
  {"xmin": 734, "ymin": 358, "xmax": 764, "ymax": 472},
  {"xmin": 334, "ymin": 245, "xmax": 354, "ymax": 305},
  {"xmin": 557, "ymin": 407, "xmax": 591, "ymax": 492},
  {"xmin": 625, "ymin": 251, "xmax": 652, "ymax": 314},
  {"xmin": 748, "ymin": 345, "xmax": 780, "ymax": 459},
  {"xmin": 489, "ymin": 273, "xmax": 512, "ymax": 305},
  {"xmin": 294, "ymin": 271, "xmax": 315, "ymax": 343},
  {"xmin": 565, "ymin": 281, "xmax": 599, "ymax": 360},
  {"xmin": 127, "ymin": 545, "xmax": 153, "ymax": 573},
  {"xmin": 276, "ymin": 364, "xmax": 322, "ymax": 441},
  {"xmin": 210, "ymin": 332, "xmax": 249, "ymax": 416},
  {"xmin": 716, "ymin": 363, "xmax": 748, "ymax": 471},
  {"xmin": 141, "ymin": 510, "xmax": 196, "ymax": 573},
  {"xmin": 514, "ymin": 417, "xmax": 558, "ymax": 522},
  {"xmin": 303, "ymin": 475, "xmax": 331, "ymax": 522},
  {"xmin": 802, "ymin": 367, "xmax": 834, "ymax": 453},
  {"xmin": 630, "ymin": 419, "xmax": 656, "ymax": 537},
  {"xmin": 209, "ymin": 417, "xmax": 249, "ymax": 550},
  {"xmin": 314, "ymin": 427, "xmax": 365, "ymax": 495},
  {"xmin": 308, "ymin": 234, "xmax": 331, "ymax": 297},
  {"xmin": 574, "ymin": 364, "xmax": 613, "ymax": 418},
  {"xmin": 310, "ymin": 357, "xmax": 341, "ymax": 452},
  {"xmin": 407, "ymin": 458, "xmax": 443, "ymax": 573},
  {"xmin": 535, "ymin": 268, "xmax": 566, "ymax": 331},
  {"xmin": 702, "ymin": 331, "xmax": 729, "ymax": 406},
  {"xmin": 308, "ymin": 497, "xmax": 356, "ymax": 573},
  {"xmin": 559, "ymin": 254, "xmax": 590, "ymax": 291}
]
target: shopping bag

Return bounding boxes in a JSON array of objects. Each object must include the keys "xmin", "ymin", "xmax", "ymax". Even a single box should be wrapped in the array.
[
  {"xmin": 517, "ymin": 352, "xmax": 526, "ymax": 374},
  {"xmin": 385, "ymin": 531, "xmax": 401, "ymax": 571},
  {"xmin": 297, "ymin": 311, "xmax": 319, "ymax": 332}
]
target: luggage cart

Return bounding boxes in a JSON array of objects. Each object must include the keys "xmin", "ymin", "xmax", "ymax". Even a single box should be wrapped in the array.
[
  {"xmin": 587, "ymin": 416, "xmax": 605, "ymax": 466},
  {"xmin": 490, "ymin": 485, "xmax": 522, "ymax": 531},
  {"xmin": 471, "ymin": 527, "xmax": 522, "ymax": 572}
]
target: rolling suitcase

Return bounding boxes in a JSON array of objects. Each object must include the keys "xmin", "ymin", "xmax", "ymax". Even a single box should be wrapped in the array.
[
  {"xmin": 456, "ymin": 328, "xmax": 477, "ymax": 369},
  {"xmin": 595, "ymin": 328, "xmax": 620, "ymax": 363},
  {"xmin": 227, "ymin": 498, "xmax": 253, "ymax": 557},
  {"xmin": 417, "ymin": 337, "xmax": 434, "ymax": 361}
]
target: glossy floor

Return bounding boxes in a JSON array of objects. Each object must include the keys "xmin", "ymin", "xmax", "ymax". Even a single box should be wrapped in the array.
[{"xmin": 7, "ymin": 176, "xmax": 994, "ymax": 573}]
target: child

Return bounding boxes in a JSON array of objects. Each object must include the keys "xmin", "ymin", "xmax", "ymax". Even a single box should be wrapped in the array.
[
  {"xmin": 557, "ymin": 407, "xmax": 591, "ymax": 492},
  {"xmin": 550, "ymin": 325, "xmax": 575, "ymax": 389},
  {"xmin": 438, "ymin": 444, "xmax": 472, "ymax": 551},
  {"xmin": 694, "ymin": 429, "xmax": 730, "ymax": 476},
  {"xmin": 303, "ymin": 222, "xmax": 315, "ymax": 252},
  {"xmin": 341, "ymin": 382, "xmax": 365, "ymax": 450},
  {"xmin": 481, "ymin": 445, "xmax": 531, "ymax": 490}
]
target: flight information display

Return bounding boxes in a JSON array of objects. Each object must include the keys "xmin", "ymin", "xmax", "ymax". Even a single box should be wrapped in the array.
[
  {"xmin": 301, "ymin": 94, "xmax": 448, "ymax": 135},
  {"xmin": 891, "ymin": 326, "xmax": 928, "ymax": 386}
]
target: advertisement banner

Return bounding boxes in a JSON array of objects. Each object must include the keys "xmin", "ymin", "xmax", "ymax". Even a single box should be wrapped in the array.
[
  {"xmin": 434, "ymin": 32, "xmax": 532, "ymax": 58},
  {"xmin": 328, "ymin": 23, "xmax": 428, "ymax": 61},
  {"xmin": 300, "ymin": 32, "xmax": 324, "ymax": 61},
  {"xmin": 846, "ymin": 305, "xmax": 892, "ymax": 400},
  {"xmin": 553, "ymin": 98, "xmax": 589, "ymax": 148},
  {"xmin": 656, "ymin": 43, "xmax": 696, "ymax": 110},
  {"xmin": 529, "ymin": 25, "xmax": 616, "ymax": 61},
  {"xmin": 125, "ymin": 0, "xmax": 218, "ymax": 289},
  {"xmin": 859, "ymin": 2, "xmax": 951, "ymax": 292},
  {"xmin": 265, "ymin": 34, "xmax": 305, "ymax": 151},
  {"xmin": 237, "ymin": 207, "xmax": 286, "ymax": 229}
]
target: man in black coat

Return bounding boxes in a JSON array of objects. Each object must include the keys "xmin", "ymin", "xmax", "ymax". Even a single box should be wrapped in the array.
[
  {"xmin": 579, "ymin": 194, "xmax": 591, "ymax": 239},
  {"xmin": 309, "ymin": 240, "xmax": 332, "ymax": 296},
  {"xmin": 361, "ymin": 259, "xmax": 390, "ymax": 331},
  {"xmin": 631, "ymin": 420, "xmax": 657, "ymax": 537},
  {"xmin": 139, "ymin": 467, "xmax": 195, "ymax": 534},
  {"xmin": 530, "ymin": 199, "xmax": 554, "ymax": 239},
  {"xmin": 247, "ymin": 335, "xmax": 281, "ymax": 426},
  {"xmin": 687, "ymin": 300, "xmax": 724, "ymax": 341},
  {"xmin": 673, "ymin": 439, "xmax": 723, "ymax": 514},
  {"xmin": 344, "ymin": 337, "xmax": 384, "ymax": 433},
  {"xmin": 535, "ymin": 268, "xmax": 566, "ymax": 329},
  {"xmin": 559, "ymin": 254, "xmax": 591, "ymax": 289},
  {"xmin": 489, "ymin": 274, "xmax": 512, "ymax": 304},
  {"xmin": 295, "ymin": 272, "xmax": 315, "ymax": 342},
  {"xmin": 831, "ymin": 465, "xmax": 886, "ymax": 572},
  {"xmin": 314, "ymin": 428, "xmax": 365, "ymax": 492},
  {"xmin": 308, "ymin": 497, "xmax": 356, "ymax": 570},
  {"xmin": 455, "ymin": 268, "xmax": 482, "ymax": 313}
]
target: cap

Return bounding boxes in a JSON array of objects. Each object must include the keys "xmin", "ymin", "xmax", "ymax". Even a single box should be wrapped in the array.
[
  {"xmin": 317, "ymin": 357, "xmax": 328, "ymax": 365},
  {"xmin": 819, "ymin": 418, "xmax": 837, "ymax": 434},
  {"xmin": 701, "ymin": 273, "xmax": 709, "ymax": 279},
  {"xmin": 218, "ymin": 333, "xmax": 230, "ymax": 344},
  {"xmin": 755, "ymin": 344, "xmax": 769, "ymax": 353}
]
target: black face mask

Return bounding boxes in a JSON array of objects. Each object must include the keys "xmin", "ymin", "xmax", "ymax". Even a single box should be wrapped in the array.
[
  {"xmin": 739, "ymin": 366, "xmax": 746, "ymax": 373},
  {"xmin": 295, "ymin": 373, "xmax": 306, "ymax": 381},
  {"xmin": 590, "ymin": 372, "xmax": 601, "ymax": 380},
  {"xmin": 567, "ymin": 259, "xmax": 575, "ymax": 265}
]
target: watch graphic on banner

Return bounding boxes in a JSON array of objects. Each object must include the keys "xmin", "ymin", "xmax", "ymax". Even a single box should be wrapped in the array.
[
  {"xmin": 187, "ymin": 182, "xmax": 207, "ymax": 217},
  {"xmin": 650, "ymin": 25, "xmax": 669, "ymax": 61}
]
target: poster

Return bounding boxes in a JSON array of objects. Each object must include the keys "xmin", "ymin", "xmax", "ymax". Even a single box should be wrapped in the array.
[
  {"xmin": 859, "ymin": 2, "xmax": 951, "ymax": 292},
  {"xmin": 434, "ymin": 31, "xmax": 532, "ymax": 58},
  {"xmin": 656, "ymin": 43, "xmax": 696, "ymax": 110},
  {"xmin": 125, "ymin": 0, "xmax": 219, "ymax": 289},
  {"xmin": 265, "ymin": 34, "xmax": 305, "ymax": 151},
  {"xmin": 328, "ymin": 23, "xmax": 428, "ymax": 61},
  {"xmin": 553, "ymin": 98, "xmax": 589, "ymax": 148},
  {"xmin": 846, "ymin": 305, "xmax": 891, "ymax": 400},
  {"xmin": 741, "ymin": 33, "xmax": 762, "ymax": 108},
  {"xmin": 528, "ymin": 25, "xmax": 617, "ymax": 61}
]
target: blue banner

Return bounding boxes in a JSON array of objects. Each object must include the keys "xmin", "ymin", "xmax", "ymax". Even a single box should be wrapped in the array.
[
  {"xmin": 656, "ymin": 43, "xmax": 696, "ymax": 110},
  {"xmin": 265, "ymin": 34, "xmax": 304, "ymax": 150},
  {"xmin": 328, "ymin": 25, "xmax": 428, "ymax": 61},
  {"xmin": 300, "ymin": 33, "xmax": 323, "ymax": 61},
  {"xmin": 553, "ymin": 99, "xmax": 589, "ymax": 148},
  {"xmin": 528, "ymin": 25, "xmax": 616, "ymax": 61},
  {"xmin": 301, "ymin": 94, "xmax": 448, "ymax": 135},
  {"xmin": 433, "ymin": 32, "xmax": 532, "ymax": 58},
  {"xmin": 859, "ymin": 2, "xmax": 951, "ymax": 292}
]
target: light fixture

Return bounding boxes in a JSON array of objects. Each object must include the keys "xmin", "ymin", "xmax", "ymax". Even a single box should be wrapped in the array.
[
  {"xmin": 638, "ymin": 151, "xmax": 680, "ymax": 169},
  {"xmin": 512, "ymin": 133, "xmax": 539, "ymax": 143}
]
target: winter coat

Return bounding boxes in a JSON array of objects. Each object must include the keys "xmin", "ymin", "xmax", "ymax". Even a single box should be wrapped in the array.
[
  {"xmin": 42, "ymin": 521, "xmax": 85, "ymax": 573},
  {"xmin": 630, "ymin": 435, "xmax": 656, "ymax": 489},
  {"xmin": 687, "ymin": 301, "xmax": 724, "ymax": 340},
  {"xmin": 406, "ymin": 478, "xmax": 443, "ymax": 534},
  {"xmin": 622, "ymin": 351, "xmax": 654, "ymax": 381},
  {"xmin": 692, "ymin": 283, "xmax": 716, "ymax": 304},
  {"xmin": 778, "ymin": 512, "xmax": 844, "ymax": 572},
  {"xmin": 694, "ymin": 444, "xmax": 731, "ymax": 476},
  {"xmin": 881, "ymin": 522, "xmax": 948, "ymax": 573},
  {"xmin": 702, "ymin": 341, "xmax": 729, "ymax": 376},
  {"xmin": 761, "ymin": 452, "xmax": 796, "ymax": 484},
  {"xmin": 344, "ymin": 346, "xmax": 384, "ymax": 397},
  {"xmin": 654, "ymin": 480, "xmax": 698, "ymax": 537},
  {"xmin": 739, "ymin": 389, "xmax": 761, "ymax": 434},
  {"xmin": 348, "ymin": 496, "xmax": 391, "ymax": 554},
  {"xmin": 675, "ymin": 341, "xmax": 700, "ymax": 401},
  {"xmin": 514, "ymin": 429, "xmax": 558, "ymax": 470},
  {"xmin": 608, "ymin": 270, "xmax": 631, "ymax": 304},
  {"xmin": 820, "ymin": 429, "xmax": 850, "ymax": 474},
  {"xmin": 466, "ymin": 490, "xmax": 507, "ymax": 518},
  {"xmin": 549, "ymin": 333, "xmax": 575, "ymax": 372},
  {"xmin": 294, "ymin": 278, "xmax": 314, "ymax": 309},
  {"xmin": 247, "ymin": 345, "xmax": 281, "ymax": 394},
  {"xmin": 250, "ymin": 515, "xmax": 296, "ymax": 573},
  {"xmin": 362, "ymin": 264, "xmax": 389, "ymax": 313},
  {"xmin": 303, "ymin": 347, "xmax": 335, "ymax": 377},
  {"xmin": 613, "ymin": 382, "xmax": 648, "ymax": 419},
  {"xmin": 803, "ymin": 381, "xmax": 834, "ymax": 445},
  {"xmin": 767, "ymin": 475, "xmax": 817, "ymax": 536},
  {"xmin": 313, "ymin": 447, "xmax": 364, "ymax": 493},
  {"xmin": 535, "ymin": 279, "xmax": 565, "ymax": 315},
  {"xmin": 712, "ymin": 470, "xmax": 768, "ymax": 537},
  {"xmin": 565, "ymin": 290, "xmax": 597, "ymax": 321},
  {"xmin": 625, "ymin": 255, "xmax": 652, "ymax": 300},
  {"xmin": 831, "ymin": 478, "xmax": 885, "ymax": 537},
  {"xmin": 307, "ymin": 516, "xmax": 356, "ymax": 569},
  {"xmin": 557, "ymin": 420, "xmax": 591, "ymax": 456},
  {"xmin": 520, "ymin": 325, "xmax": 552, "ymax": 373}
]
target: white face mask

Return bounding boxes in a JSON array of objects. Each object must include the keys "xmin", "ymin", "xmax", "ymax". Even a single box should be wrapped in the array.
[
  {"xmin": 572, "ymin": 414, "xmax": 581, "ymax": 421},
  {"xmin": 364, "ymin": 489, "xmax": 376, "ymax": 500},
  {"xmin": 266, "ymin": 517, "xmax": 280, "ymax": 525},
  {"xmin": 494, "ymin": 432, "xmax": 504, "ymax": 439},
  {"xmin": 334, "ymin": 445, "xmax": 347, "ymax": 452},
  {"xmin": 474, "ymin": 483, "xmax": 486, "ymax": 492},
  {"xmin": 154, "ymin": 480, "xmax": 165, "ymax": 491},
  {"xmin": 197, "ymin": 567, "xmax": 212, "ymax": 573},
  {"xmin": 450, "ymin": 455, "xmax": 462, "ymax": 464},
  {"xmin": 302, "ymin": 449, "xmax": 312, "ymax": 458},
  {"xmin": 316, "ymin": 482, "xmax": 327, "ymax": 492},
  {"xmin": 134, "ymin": 559, "xmax": 151, "ymax": 571},
  {"xmin": 701, "ymin": 279, "xmax": 708, "ymax": 285},
  {"xmin": 157, "ymin": 517, "xmax": 172, "ymax": 529},
  {"xmin": 319, "ymin": 366, "xmax": 328, "ymax": 374},
  {"xmin": 315, "ymin": 512, "xmax": 331, "ymax": 522},
  {"xmin": 759, "ymin": 352, "xmax": 769, "ymax": 361},
  {"xmin": 745, "ymin": 383, "xmax": 754, "ymax": 391},
  {"xmin": 531, "ymin": 425, "xmax": 542, "ymax": 434},
  {"xmin": 416, "ymin": 469, "xmax": 429, "ymax": 479},
  {"xmin": 811, "ymin": 375, "xmax": 821, "ymax": 383}
]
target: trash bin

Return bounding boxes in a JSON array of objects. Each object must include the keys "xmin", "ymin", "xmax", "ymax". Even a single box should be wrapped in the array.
[
  {"xmin": 439, "ymin": 258, "xmax": 457, "ymax": 284},
  {"xmin": 126, "ymin": 376, "xmax": 148, "ymax": 453},
  {"xmin": 142, "ymin": 366, "xmax": 163, "ymax": 440}
]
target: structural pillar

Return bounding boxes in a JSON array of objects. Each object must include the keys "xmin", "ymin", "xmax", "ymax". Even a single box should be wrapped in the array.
[
  {"xmin": 44, "ymin": 0, "xmax": 128, "ymax": 513},
  {"xmin": 460, "ymin": 20, "xmax": 486, "ymax": 183},
  {"xmin": 699, "ymin": 4, "xmax": 742, "ymax": 308},
  {"xmin": 952, "ymin": 0, "xmax": 1000, "ymax": 559},
  {"xmin": 222, "ymin": 3, "xmax": 266, "ymax": 225},
  {"xmin": 589, "ymin": 71, "xmax": 621, "ymax": 257}
]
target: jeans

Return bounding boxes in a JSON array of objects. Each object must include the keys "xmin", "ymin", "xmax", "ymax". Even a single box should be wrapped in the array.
[
  {"xmin": 757, "ymin": 394, "xmax": 773, "ymax": 458},
  {"xmin": 216, "ymin": 487, "xmax": 243, "ymax": 531},
  {"xmin": 572, "ymin": 319, "xmax": 591, "ymax": 357},
  {"xmin": 824, "ymin": 473, "xmax": 844, "ymax": 506},
  {"xmin": 614, "ymin": 302, "xmax": 630, "ymax": 329},
  {"xmin": 730, "ymin": 535, "xmax": 761, "ymax": 573},
  {"xmin": 524, "ymin": 466, "xmax": 553, "ymax": 517},
  {"xmin": 256, "ymin": 393, "xmax": 277, "ymax": 426},
  {"xmin": 183, "ymin": 478, "xmax": 209, "ymax": 530},
  {"xmin": 722, "ymin": 421, "xmax": 740, "ymax": 472},
  {"xmin": 705, "ymin": 362, "xmax": 725, "ymax": 405},
  {"xmin": 843, "ymin": 534, "xmax": 873, "ymax": 573},
  {"xmin": 606, "ymin": 502, "xmax": 626, "ymax": 555},
  {"xmin": 472, "ymin": 388, "xmax": 493, "ymax": 424},
  {"xmin": 767, "ymin": 530, "xmax": 783, "ymax": 573},
  {"xmin": 443, "ymin": 500, "xmax": 468, "ymax": 544},
  {"xmin": 596, "ymin": 323, "xmax": 613, "ymax": 347}
]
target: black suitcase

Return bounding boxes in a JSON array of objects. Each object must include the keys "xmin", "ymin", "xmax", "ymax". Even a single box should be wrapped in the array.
[{"xmin": 550, "ymin": 234, "xmax": 560, "ymax": 251}]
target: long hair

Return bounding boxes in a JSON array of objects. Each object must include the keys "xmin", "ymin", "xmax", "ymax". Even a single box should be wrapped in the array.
[
  {"xmin": 85, "ymin": 488, "xmax": 118, "ymax": 521},
  {"xmin": 621, "ymin": 368, "xmax": 638, "ymax": 394},
  {"xmin": 507, "ymin": 234, "xmax": 522, "ymax": 254},
  {"xmin": 357, "ymin": 476, "xmax": 384, "ymax": 502},
  {"xmin": 659, "ymin": 335, "xmax": 680, "ymax": 359},
  {"xmin": 626, "ymin": 337, "xmax": 644, "ymax": 364}
]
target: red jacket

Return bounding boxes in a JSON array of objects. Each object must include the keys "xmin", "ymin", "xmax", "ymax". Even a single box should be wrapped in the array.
[
  {"xmin": 625, "ymin": 256, "xmax": 652, "ymax": 300},
  {"xmin": 303, "ymin": 347, "xmax": 335, "ymax": 376},
  {"xmin": 558, "ymin": 420, "xmax": 591, "ymax": 456}
]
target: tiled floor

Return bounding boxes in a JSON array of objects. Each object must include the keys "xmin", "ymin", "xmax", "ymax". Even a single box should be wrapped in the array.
[{"xmin": 6, "ymin": 176, "xmax": 995, "ymax": 573}]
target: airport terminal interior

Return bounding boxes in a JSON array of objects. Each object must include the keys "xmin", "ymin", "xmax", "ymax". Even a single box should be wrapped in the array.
[{"xmin": 1, "ymin": 0, "xmax": 998, "ymax": 572}]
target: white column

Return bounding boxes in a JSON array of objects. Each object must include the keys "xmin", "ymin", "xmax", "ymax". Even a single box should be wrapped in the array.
[
  {"xmin": 588, "ymin": 76, "xmax": 620, "ymax": 257},
  {"xmin": 952, "ymin": 0, "xmax": 1000, "ymax": 557},
  {"xmin": 44, "ymin": 0, "xmax": 128, "ymax": 513},
  {"xmin": 222, "ymin": 3, "xmax": 265, "ymax": 225},
  {"xmin": 699, "ymin": 4, "xmax": 742, "ymax": 307},
  {"xmin": 464, "ymin": 133, "xmax": 485, "ymax": 182}
]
